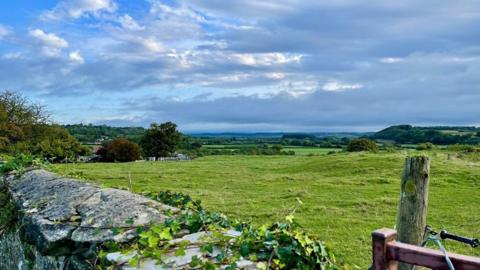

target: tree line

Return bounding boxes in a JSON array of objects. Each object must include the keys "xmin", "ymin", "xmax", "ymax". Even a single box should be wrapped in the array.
[
  {"xmin": 0, "ymin": 91, "xmax": 183, "ymax": 163},
  {"xmin": 373, "ymin": 125, "xmax": 480, "ymax": 145}
]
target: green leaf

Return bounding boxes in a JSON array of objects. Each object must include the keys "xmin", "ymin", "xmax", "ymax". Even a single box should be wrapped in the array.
[
  {"xmin": 204, "ymin": 261, "xmax": 216, "ymax": 270},
  {"xmin": 128, "ymin": 255, "xmax": 139, "ymax": 267},
  {"xmin": 159, "ymin": 228, "xmax": 172, "ymax": 240},
  {"xmin": 240, "ymin": 242, "xmax": 250, "ymax": 257},
  {"xmin": 225, "ymin": 262, "xmax": 237, "ymax": 270},
  {"xmin": 175, "ymin": 246, "xmax": 186, "ymax": 256},
  {"xmin": 201, "ymin": 243, "xmax": 214, "ymax": 254},
  {"xmin": 189, "ymin": 255, "xmax": 200, "ymax": 267}
]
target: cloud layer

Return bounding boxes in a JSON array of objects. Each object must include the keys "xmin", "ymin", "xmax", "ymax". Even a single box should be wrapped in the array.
[{"xmin": 0, "ymin": 0, "xmax": 479, "ymax": 131}]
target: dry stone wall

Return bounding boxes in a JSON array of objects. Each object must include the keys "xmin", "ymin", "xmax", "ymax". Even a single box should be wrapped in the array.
[{"xmin": 0, "ymin": 170, "xmax": 258, "ymax": 270}]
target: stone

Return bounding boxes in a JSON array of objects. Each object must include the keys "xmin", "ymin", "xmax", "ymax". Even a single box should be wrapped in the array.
[{"xmin": 5, "ymin": 169, "xmax": 178, "ymax": 256}]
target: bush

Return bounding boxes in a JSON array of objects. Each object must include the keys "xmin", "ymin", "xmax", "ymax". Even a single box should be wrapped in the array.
[
  {"xmin": 445, "ymin": 144, "xmax": 479, "ymax": 153},
  {"xmin": 346, "ymin": 138, "xmax": 378, "ymax": 152},
  {"xmin": 416, "ymin": 142, "xmax": 437, "ymax": 150},
  {"xmin": 97, "ymin": 138, "xmax": 141, "ymax": 162}
]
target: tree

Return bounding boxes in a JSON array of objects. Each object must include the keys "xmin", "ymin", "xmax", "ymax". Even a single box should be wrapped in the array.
[
  {"xmin": 346, "ymin": 138, "xmax": 379, "ymax": 152},
  {"xmin": 97, "ymin": 138, "xmax": 141, "ymax": 162},
  {"xmin": 0, "ymin": 90, "xmax": 87, "ymax": 159},
  {"xmin": 140, "ymin": 122, "xmax": 182, "ymax": 157},
  {"xmin": 33, "ymin": 125, "xmax": 90, "ymax": 160}
]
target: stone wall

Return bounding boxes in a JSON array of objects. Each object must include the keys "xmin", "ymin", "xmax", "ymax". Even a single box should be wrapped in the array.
[
  {"xmin": 0, "ymin": 170, "xmax": 258, "ymax": 270},
  {"xmin": 1, "ymin": 169, "xmax": 176, "ymax": 269}
]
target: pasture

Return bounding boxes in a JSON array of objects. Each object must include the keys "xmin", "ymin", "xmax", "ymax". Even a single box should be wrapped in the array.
[{"xmin": 52, "ymin": 151, "xmax": 480, "ymax": 268}]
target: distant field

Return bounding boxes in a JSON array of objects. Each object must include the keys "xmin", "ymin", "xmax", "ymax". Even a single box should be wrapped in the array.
[
  {"xmin": 282, "ymin": 146, "xmax": 342, "ymax": 155},
  {"xmin": 203, "ymin": 144, "xmax": 342, "ymax": 156},
  {"xmin": 52, "ymin": 151, "xmax": 480, "ymax": 268}
]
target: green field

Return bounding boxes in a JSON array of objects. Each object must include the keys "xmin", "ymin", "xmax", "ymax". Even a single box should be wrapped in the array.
[
  {"xmin": 203, "ymin": 144, "xmax": 342, "ymax": 156},
  {"xmin": 52, "ymin": 151, "xmax": 480, "ymax": 268}
]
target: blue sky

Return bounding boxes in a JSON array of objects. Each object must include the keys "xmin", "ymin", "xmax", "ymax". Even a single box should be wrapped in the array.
[{"xmin": 0, "ymin": 0, "xmax": 479, "ymax": 132}]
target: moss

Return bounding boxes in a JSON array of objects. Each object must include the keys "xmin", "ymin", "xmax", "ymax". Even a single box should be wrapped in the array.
[{"xmin": 0, "ymin": 181, "xmax": 17, "ymax": 233}]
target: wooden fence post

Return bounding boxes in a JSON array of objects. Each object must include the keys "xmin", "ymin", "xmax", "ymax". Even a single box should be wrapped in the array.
[
  {"xmin": 372, "ymin": 228, "xmax": 398, "ymax": 270},
  {"xmin": 396, "ymin": 156, "xmax": 430, "ymax": 270}
]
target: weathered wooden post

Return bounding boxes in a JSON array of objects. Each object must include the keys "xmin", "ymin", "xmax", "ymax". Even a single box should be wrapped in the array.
[{"xmin": 396, "ymin": 156, "xmax": 430, "ymax": 270}]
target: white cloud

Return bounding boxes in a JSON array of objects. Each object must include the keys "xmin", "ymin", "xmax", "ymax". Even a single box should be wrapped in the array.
[
  {"xmin": 265, "ymin": 72, "xmax": 287, "ymax": 80},
  {"xmin": 69, "ymin": 51, "xmax": 85, "ymax": 63},
  {"xmin": 118, "ymin": 14, "xmax": 144, "ymax": 30},
  {"xmin": 29, "ymin": 29, "xmax": 69, "ymax": 56},
  {"xmin": 322, "ymin": 81, "xmax": 363, "ymax": 92},
  {"xmin": 0, "ymin": 24, "xmax": 10, "ymax": 39},
  {"xmin": 41, "ymin": 0, "xmax": 117, "ymax": 20},
  {"xmin": 2, "ymin": 53, "xmax": 22, "ymax": 59},
  {"xmin": 380, "ymin": 57, "xmax": 404, "ymax": 64},
  {"xmin": 233, "ymin": 53, "xmax": 302, "ymax": 66},
  {"xmin": 140, "ymin": 37, "xmax": 165, "ymax": 53}
]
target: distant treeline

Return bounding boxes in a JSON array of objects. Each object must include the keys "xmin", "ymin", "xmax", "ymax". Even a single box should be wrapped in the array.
[
  {"xmin": 373, "ymin": 125, "xmax": 480, "ymax": 144},
  {"xmin": 63, "ymin": 124, "xmax": 145, "ymax": 143}
]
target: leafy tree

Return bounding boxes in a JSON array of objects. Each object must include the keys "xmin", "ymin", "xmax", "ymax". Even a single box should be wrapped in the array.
[
  {"xmin": 346, "ymin": 138, "xmax": 378, "ymax": 152},
  {"xmin": 33, "ymin": 125, "xmax": 90, "ymax": 160},
  {"xmin": 0, "ymin": 90, "xmax": 87, "ymax": 160},
  {"xmin": 97, "ymin": 138, "xmax": 141, "ymax": 162},
  {"xmin": 140, "ymin": 122, "xmax": 182, "ymax": 157},
  {"xmin": 416, "ymin": 142, "xmax": 437, "ymax": 150}
]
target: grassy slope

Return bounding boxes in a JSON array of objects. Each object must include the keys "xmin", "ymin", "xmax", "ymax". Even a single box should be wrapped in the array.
[{"xmin": 52, "ymin": 152, "xmax": 480, "ymax": 268}]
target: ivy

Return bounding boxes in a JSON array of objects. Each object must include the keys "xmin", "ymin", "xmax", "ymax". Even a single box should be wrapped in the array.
[{"xmin": 95, "ymin": 191, "xmax": 338, "ymax": 270}]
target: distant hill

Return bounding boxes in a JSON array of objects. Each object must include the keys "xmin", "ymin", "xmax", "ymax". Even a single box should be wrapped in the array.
[
  {"xmin": 189, "ymin": 132, "xmax": 370, "ymax": 138},
  {"xmin": 372, "ymin": 125, "xmax": 480, "ymax": 144},
  {"xmin": 63, "ymin": 124, "xmax": 145, "ymax": 144}
]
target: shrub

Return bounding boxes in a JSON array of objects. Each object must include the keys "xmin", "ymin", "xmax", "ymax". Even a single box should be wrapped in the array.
[
  {"xmin": 445, "ymin": 144, "xmax": 479, "ymax": 153},
  {"xmin": 416, "ymin": 142, "xmax": 437, "ymax": 150},
  {"xmin": 346, "ymin": 138, "xmax": 378, "ymax": 152},
  {"xmin": 97, "ymin": 138, "xmax": 141, "ymax": 162}
]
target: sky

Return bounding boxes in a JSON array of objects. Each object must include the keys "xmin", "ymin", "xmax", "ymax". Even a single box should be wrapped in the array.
[{"xmin": 0, "ymin": 0, "xmax": 479, "ymax": 132}]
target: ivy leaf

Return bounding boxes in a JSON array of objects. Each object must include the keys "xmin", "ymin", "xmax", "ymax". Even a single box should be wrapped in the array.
[
  {"xmin": 215, "ymin": 250, "xmax": 226, "ymax": 262},
  {"xmin": 159, "ymin": 228, "xmax": 172, "ymax": 240},
  {"xmin": 128, "ymin": 255, "xmax": 139, "ymax": 267},
  {"xmin": 225, "ymin": 262, "xmax": 237, "ymax": 270},
  {"xmin": 175, "ymin": 246, "xmax": 186, "ymax": 256},
  {"xmin": 189, "ymin": 255, "xmax": 200, "ymax": 267},
  {"xmin": 204, "ymin": 261, "xmax": 216, "ymax": 270},
  {"xmin": 201, "ymin": 243, "xmax": 214, "ymax": 254},
  {"xmin": 240, "ymin": 242, "xmax": 250, "ymax": 257},
  {"xmin": 147, "ymin": 235, "xmax": 160, "ymax": 248}
]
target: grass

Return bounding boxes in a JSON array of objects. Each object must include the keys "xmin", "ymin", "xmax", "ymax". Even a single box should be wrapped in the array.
[
  {"xmin": 282, "ymin": 146, "xmax": 342, "ymax": 156},
  {"xmin": 203, "ymin": 144, "xmax": 342, "ymax": 156},
  {"xmin": 52, "ymin": 151, "xmax": 480, "ymax": 268}
]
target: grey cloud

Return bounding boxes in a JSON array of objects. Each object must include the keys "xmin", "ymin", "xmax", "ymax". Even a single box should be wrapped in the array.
[{"xmin": 1, "ymin": 0, "xmax": 480, "ymax": 130}]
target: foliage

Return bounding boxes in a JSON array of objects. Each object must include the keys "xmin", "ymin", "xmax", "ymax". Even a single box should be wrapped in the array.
[
  {"xmin": 445, "ymin": 144, "xmax": 480, "ymax": 152},
  {"xmin": 346, "ymin": 138, "xmax": 378, "ymax": 152},
  {"xmin": 0, "ymin": 181, "xmax": 17, "ymax": 234},
  {"xmin": 140, "ymin": 122, "xmax": 182, "ymax": 157},
  {"xmin": 373, "ymin": 125, "xmax": 480, "ymax": 145},
  {"xmin": 32, "ymin": 125, "xmax": 91, "ymax": 160},
  {"xmin": 63, "ymin": 124, "xmax": 145, "ymax": 144},
  {"xmin": 0, "ymin": 154, "xmax": 47, "ymax": 174},
  {"xmin": 416, "ymin": 142, "xmax": 437, "ymax": 150},
  {"xmin": 97, "ymin": 191, "xmax": 337, "ymax": 270},
  {"xmin": 0, "ymin": 91, "xmax": 88, "ymax": 160},
  {"xmin": 96, "ymin": 138, "xmax": 141, "ymax": 162},
  {"xmin": 182, "ymin": 144, "xmax": 296, "ymax": 157}
]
